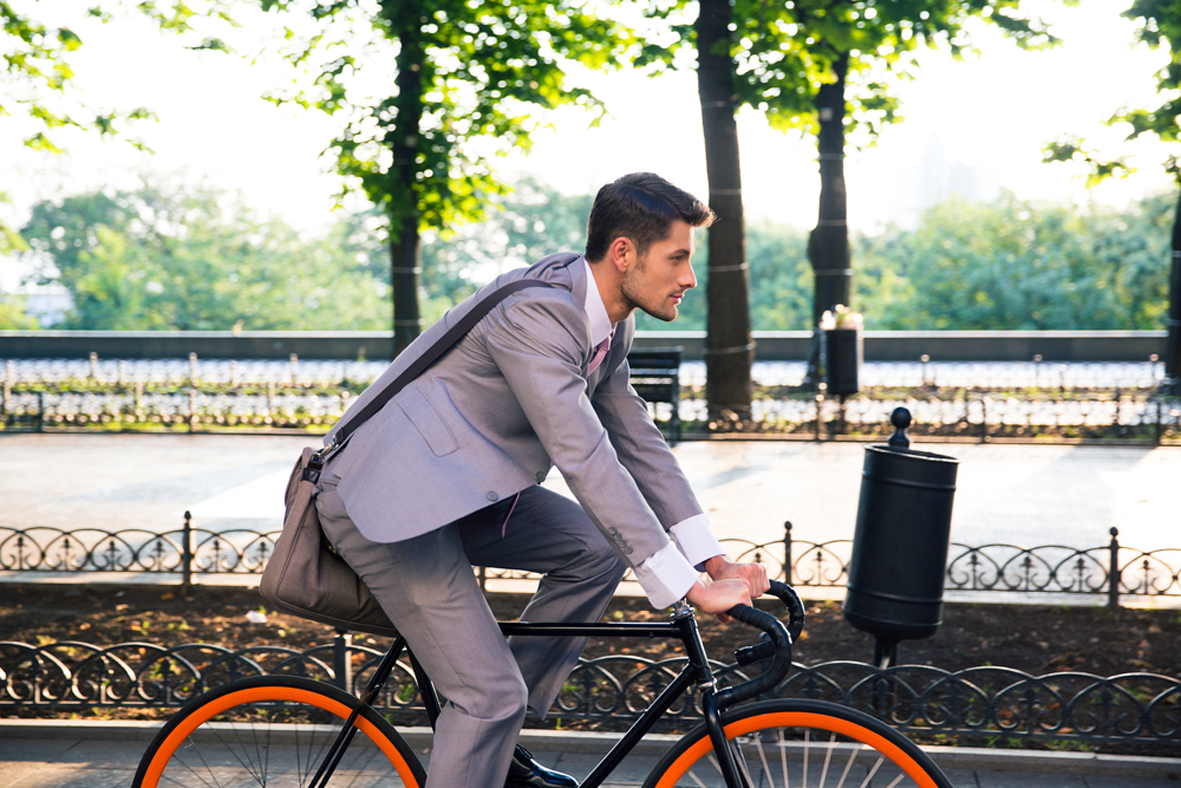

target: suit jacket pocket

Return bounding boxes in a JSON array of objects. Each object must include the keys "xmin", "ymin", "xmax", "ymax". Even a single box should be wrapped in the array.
[{"xmin": 398, "ymin": 387, "xmax": 460, "ymax": 456}]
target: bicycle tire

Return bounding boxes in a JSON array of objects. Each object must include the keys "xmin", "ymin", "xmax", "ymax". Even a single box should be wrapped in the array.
[
  {"xmin": 133, "ymin": 675, "xmax": 426, "ymax": 788},
  {"xmin": 643, "ymin": 698, "xmax": 952, "ymax": 788}
]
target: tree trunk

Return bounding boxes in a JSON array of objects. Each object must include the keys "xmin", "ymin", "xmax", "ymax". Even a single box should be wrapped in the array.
[
  {"xmin": 805, "ymin": 51, "xmax": 852, "ymax": 385},
  {"xmin": 696, "ymin": 0, "xmax": 753, "ymax": 421},
  {"xmin": 1165, "ymin": 189, "xmax": 1181, "ymax": 391},
  {"xmin": 390, "ymin": 28, "xmax": 425, "ymax": 357}
]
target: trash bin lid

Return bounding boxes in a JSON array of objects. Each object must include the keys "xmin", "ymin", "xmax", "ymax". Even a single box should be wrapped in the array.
[{"xmin": 863, "ymin": 444, "xmax": 959, "ymax": 491}]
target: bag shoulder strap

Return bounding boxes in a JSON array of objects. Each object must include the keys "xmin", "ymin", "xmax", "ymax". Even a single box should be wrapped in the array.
[{"xmin": 305, "ymin": 277, "xmax": 555, "ymax": 480}]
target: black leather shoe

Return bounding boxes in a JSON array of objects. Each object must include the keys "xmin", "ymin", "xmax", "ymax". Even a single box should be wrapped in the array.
[{"xmin": 505, "ymin": 744, "xmax": 577, "ymax": 788}]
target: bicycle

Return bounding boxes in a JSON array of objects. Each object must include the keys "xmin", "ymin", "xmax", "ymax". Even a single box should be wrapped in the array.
[{"xmin": 132, "ymin": 580, "xmax": 952, "ymax": 788}]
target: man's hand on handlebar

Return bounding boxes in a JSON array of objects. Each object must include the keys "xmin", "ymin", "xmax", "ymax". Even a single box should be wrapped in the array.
[
  {"xmin": 705, "ymin": 555, "xmax": 770, "ymax": 598},
  {"xmin": 685, "ymin": 578, "xmax": 752, "ymax": 624},
  {"xmin": 688, "ymin": 555, "xmax": 772, "ymax": 624}
]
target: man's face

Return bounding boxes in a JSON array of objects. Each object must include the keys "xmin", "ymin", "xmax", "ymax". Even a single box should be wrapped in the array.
[{"xmin": 620, "ymin": 219, "xmax": 697, "ymax": 322}]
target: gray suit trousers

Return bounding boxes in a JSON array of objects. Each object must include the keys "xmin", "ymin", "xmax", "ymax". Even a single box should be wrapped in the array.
[{"xmin": 315, "ymin": 480, "xmax": 627, "ymax": 788}]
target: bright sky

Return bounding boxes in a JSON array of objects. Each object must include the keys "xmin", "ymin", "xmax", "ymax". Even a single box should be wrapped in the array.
[{"xmin": 1, "ymin": 0, "xmax": 1176, "ymax": 264}]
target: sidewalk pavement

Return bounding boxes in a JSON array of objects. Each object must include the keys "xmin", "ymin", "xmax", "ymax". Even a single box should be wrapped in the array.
[
  {"xmin": 2, "ymin": 432, "xmax": 1179, "ymax": 558},
  {"xmin": 2, "ymin": 719, "xmax": 1179, "ymax": 788}
]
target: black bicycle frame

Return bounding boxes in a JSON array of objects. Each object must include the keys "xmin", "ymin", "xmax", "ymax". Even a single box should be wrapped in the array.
[{"xmin": 310, "ymin": 600, "xmax": 750, "ymax": 788}]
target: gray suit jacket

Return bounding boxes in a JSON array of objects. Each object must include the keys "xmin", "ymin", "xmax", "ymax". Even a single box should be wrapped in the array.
[{"xmin": 322, "ymin": 252, "xmax": 703, "ymax": 571}]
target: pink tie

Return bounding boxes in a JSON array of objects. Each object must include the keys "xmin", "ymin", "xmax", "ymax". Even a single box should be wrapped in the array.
[{"xmin": 588, "ymin": 334, "xmax": 612, "ymax": 374}]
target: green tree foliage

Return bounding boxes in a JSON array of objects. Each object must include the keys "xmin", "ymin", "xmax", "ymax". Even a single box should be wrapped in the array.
[
  {"xmin": 256, "ymin": 0, "xmax": 637, "ymax": 352},
  {"xmin": 746, "ymin": 219, "xmax": 814, "ymax": 331},
  {"xmin": 1118, "ymin": 0, "xmax": 1181, "ymax": 174},
  {"xmin": 855, "ymin": 191, "xmax": 1176, "ymax": 330},
  {"xmin": 23, "ymin": 177, "xmax": 1170, "ymax": 334},
  {"xmin": 20, "ymin": 180, "xmax": 390, "ymax": 330},
  {"xmin": 1043, "ymin": 0, "xmax": 1181, "ymax": 383},
  {"xmin": 641, "ymin": 0, "xmax": 1056, "ymax": 411},
  {"xmin": 5, "ymin": 1, "xmax": 149, "ymax": 152},
  {"xmin": 414, "ymin": 178, "xmax": 594, "ymax": 325},
  {"xmin": 0, "ymin": 0, "xmax": 231, "ymax": 289},
  {"xmin": 0, "ymin": 294, "xmax": 39, "ymax": 329},
  {"xmin": 415, "ymin": 184, "xmax": 1174, "ymax": 333}
]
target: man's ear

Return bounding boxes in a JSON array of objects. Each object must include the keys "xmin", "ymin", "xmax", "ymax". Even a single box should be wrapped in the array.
[{"xmin": 608, "ymin": 236, "xmax": 633, "ymax": 273}]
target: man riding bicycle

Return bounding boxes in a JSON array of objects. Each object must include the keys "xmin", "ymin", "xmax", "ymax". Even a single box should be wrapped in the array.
[{"xmin": 314, "ymin": 173, "xmax": 769, "ymax": 787}]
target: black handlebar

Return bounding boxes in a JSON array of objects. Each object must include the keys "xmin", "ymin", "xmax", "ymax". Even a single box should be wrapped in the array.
[{"xmin": 713, "ymin": 580, "xmax": 804, "ymax": 710}]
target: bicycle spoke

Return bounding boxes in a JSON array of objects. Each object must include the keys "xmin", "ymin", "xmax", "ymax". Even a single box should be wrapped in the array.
[
  {"xmin": 645, "ymin": 701, "xmax": 949, "ymax": 788},
  {"xmin": 135, "ymin": 679, "xmax": 424, "ymax": 788}
]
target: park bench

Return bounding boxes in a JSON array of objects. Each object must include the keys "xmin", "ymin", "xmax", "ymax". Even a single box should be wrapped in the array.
[{"xmin": 626, "ymin": 346, "xmax": 682, "ymax": 444}]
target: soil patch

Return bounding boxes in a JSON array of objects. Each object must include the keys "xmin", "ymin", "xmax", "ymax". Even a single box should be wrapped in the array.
[{"xmin": 3, "ymin": 582, "xmax": 1178, "ymax": 678}]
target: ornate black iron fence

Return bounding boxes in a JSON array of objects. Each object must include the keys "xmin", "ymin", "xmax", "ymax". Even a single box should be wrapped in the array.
[
  {"xmin": 3, "ymin": 518, "xmax": 1178, "ymax": 609},
  {"xmin": 4, "ymin": 357, "xmax": 1180, "ymax": 442},
  {"xmin": 2, "ymin": 636, "xmax": 1177, "ymax": 750},
  {"xmin": 0, "ymin": 513, "xmax": 273, "ymax": 586},
  {"xmin": 779, "ymin": 524, "xmax": 1181, "ymax": 608}
]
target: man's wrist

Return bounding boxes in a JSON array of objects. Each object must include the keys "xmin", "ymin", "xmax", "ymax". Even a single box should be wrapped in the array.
[{"xmin": 702, "ymin": 554, "xmax": 731, "ymax": 579}]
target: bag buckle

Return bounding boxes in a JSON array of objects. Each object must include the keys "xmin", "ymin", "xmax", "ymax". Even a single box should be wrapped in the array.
[{"xmin": 302, "ymin": 449, "xmax": 325, "ymax": 483}]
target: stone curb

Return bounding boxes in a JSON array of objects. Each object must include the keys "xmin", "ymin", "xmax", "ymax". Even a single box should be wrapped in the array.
[{"xmin": 3, "ymin": 719, "xmax": 1179, "ymax": 779}]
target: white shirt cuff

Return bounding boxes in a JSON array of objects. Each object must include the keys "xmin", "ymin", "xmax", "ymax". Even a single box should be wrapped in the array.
[
  {"xmin": 632, "ymin": 542, "xmax": 701, "ymax": 610},
  {"xmin": 669, "ymin": 515, "xmax": 724, "ymax": 571}
]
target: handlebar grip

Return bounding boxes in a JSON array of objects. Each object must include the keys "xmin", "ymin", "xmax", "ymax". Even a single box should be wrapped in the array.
[
  {"xmin": 772, "ymin": 579, "xmax": 806, "ymax": 643},
  {"xmin": 713, "ymin": 580, "xmax": 802, "ymax": 710},
  {"xmin": 734, "ymin": 635, "xmax": 774, "ymax": 667}
]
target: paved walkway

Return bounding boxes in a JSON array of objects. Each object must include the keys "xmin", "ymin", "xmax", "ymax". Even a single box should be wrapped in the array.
[
  {"xmin": 2, "ymin": 720, "xmax": 1179, "ymax": 787},
  {"xmin": 2, "ymin": 432, "xmax": 1178, "ymax": 555}
]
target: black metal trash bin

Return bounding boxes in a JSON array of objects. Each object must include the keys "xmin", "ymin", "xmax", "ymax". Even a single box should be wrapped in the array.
[
  {"xmin": 820, "ymin": 327, "xmax": 862, "ymax": 395},
  {"xmin": 842, "ymin": 442, "xmax": 959, "ymax": 663}
]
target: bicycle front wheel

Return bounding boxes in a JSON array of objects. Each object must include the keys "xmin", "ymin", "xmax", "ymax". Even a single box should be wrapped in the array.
[
  {"xmin": 133, "ymin": 675, "xmax": 426, "ymax": 788},
  {"xmin": 645, "ymin": 698, "xmax": 951, "ymax": 788}
]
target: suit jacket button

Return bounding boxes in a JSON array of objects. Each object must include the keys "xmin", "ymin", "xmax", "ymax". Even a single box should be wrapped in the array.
[
  {"xmin": 536, "ymin": 471, "xmax": 547, "ymax": 483},
  {"xmin": 486, "ymin": 491, "xmax": 499, "ymax": 502}
]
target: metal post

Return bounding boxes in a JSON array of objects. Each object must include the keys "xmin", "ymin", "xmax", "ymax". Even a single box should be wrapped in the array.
[
  {"xmin": 980, "ymin": 395, "xmax": 989, "ymax": 443},
  {"xmin": 1114, "ymin": 385, "xmax": 1122, "ymax": 435},
  {"xmin": 182, "ymin": 510, "xmax": 194, "ymax": 590},
  {"xmin": 783, "ymin": 521, "xmax": 793, "ymax": 585},
  {"xmin": 1107, "ymin": 527, "xmax": 1121, "ymax": 609},
  {"xmin": 2, "ymin": 359, "xmax": 12, "ymax": 420},
  {"xmin": 38, "ymin": 390, "xmax": 45, "ymax": 432},
  {"xmin": 333, "ymin": 629, "xmax": 354, "ymax": 692},
  {"xmin": 888, "ymin": 407, "xmax": 911, "ymax": 448},
  {"xmin": 1157, "ymin": 397, "xmax": 1164, "ymax": 446},
  {"xmin": 814, "ymin": 391, "xmax": 824, "ymax": 441}
]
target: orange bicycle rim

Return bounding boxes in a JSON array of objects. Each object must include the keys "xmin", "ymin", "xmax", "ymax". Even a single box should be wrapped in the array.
[
  {"xmin": 140, "ymin": 685, "xmax": 420, "ymax": 788},
  {"xmin": 653, "ymin": 710, "xmax": 940, "ymax": 788}
]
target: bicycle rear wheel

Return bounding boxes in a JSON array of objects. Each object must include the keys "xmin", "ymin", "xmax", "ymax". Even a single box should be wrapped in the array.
[
  {"xmin": 133, "ymin": 675, "xmax": 426, "ymax": 788},
  {"xmin": 644, "ymin": 698, "xmax": 951, "ymax": 788}
]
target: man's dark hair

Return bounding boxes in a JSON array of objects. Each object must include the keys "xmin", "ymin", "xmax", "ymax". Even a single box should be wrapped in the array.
[{"xmin": 585, "ymin": 173, "xmax": 715, "ymax": 262}]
